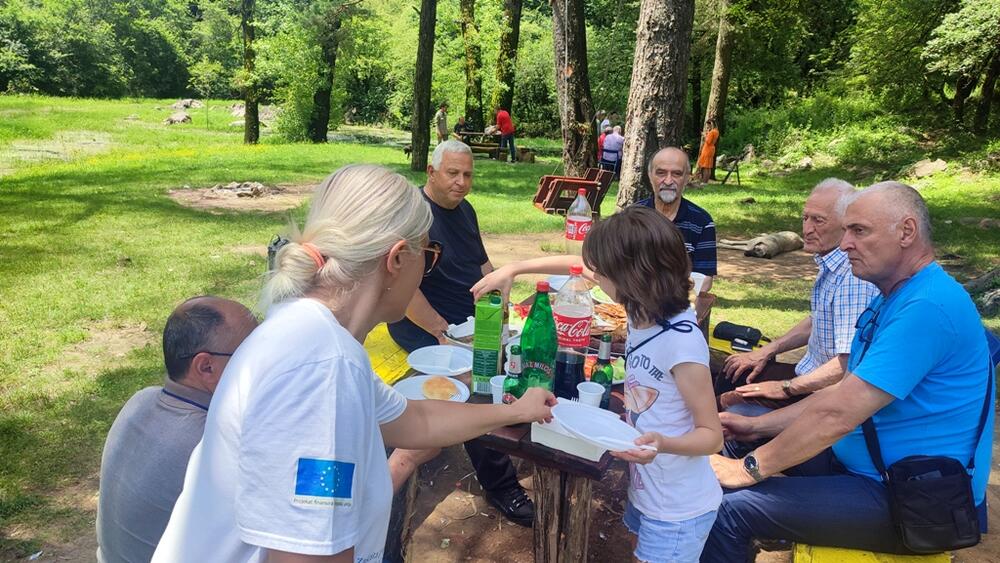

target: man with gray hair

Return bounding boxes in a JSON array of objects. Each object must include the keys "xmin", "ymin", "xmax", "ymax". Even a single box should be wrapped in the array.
[
  {"xmin": 703, "ymin": 181, "xmax": 994, "ymax": 560},
  {"xmin": 719, "ymin": 178, "xmax": 879, "ymax": 418},
  {"xmin": 387, "ymin": 140, "xmax": 535, "ymax": 527},
  {"xmin": 96, "ymin": 296, "xmax": 258, "ymax": 563}
]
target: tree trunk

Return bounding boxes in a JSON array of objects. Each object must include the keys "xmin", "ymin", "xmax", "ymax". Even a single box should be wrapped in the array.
[
  {"xmin": 461, "ymin": 0, "xmax": 484, "ymax": 131},
  {"xmin": 690, "ymin": 53, "xmax": 702, "ymax": 140},
  {"xmin": 411, "ymin": 0, "xmax": 437, "ymax": 171},
  {"xmin": 490, "ymin": 0, "xmax": 523, "ymax": 115},
  {"xmin": 952, "ymin": 74, "xmax": 977, "ymax": 123},
  {"xmin": 241, "ymin": 0, "xmax": 259, "ymax": 144},
  {"xmin": 703, "ymin": 0, "xmax": 734, "ymax": 133},
  {"xmin": 308, "ymin": 13, "xmax": 342, "ymax": 143},
  {"xmin": 973, "ymin": 53, "xmax": 1000, "ymax": 134},
  {"xmin": 615, "ymin": 0, "xmax": 694, "ymax": 207},
  {"xmin": 551, "ymin": 0, "xmax": 596, "ymax": 176}
]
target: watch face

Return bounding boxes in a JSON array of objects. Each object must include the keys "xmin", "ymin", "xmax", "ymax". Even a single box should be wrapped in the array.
[{"xmin": 744, "ymin": 454, "xmax": 757, "ymax": 471}]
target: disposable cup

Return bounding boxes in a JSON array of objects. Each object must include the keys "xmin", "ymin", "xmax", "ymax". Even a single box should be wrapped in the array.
[
  {"xmin": 577, "ymin": 381, "xmax": 604, "ymax": 407},
  {"xmin": 490, "ymin": 375, "xmax": 506, "ymax": 404}
]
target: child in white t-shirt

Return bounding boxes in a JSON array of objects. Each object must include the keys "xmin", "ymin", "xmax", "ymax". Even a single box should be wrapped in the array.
[
  {"xmin": 469, "ymin": 206, "xmax": 723, "ymax": 562},
  {"xmin": 585, "ymin": 207, "xmax": 723, "ymax": 562}
]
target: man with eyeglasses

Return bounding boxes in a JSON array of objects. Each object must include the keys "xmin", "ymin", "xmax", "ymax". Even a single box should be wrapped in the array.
[
  {"xmin": 387, "ymin": 140, "xmax": 535, "ymax": 528},
  {"xmin": 717, "ymin": 179, "xmax": 878, "ymax": 426},
  {"xmin": 701, "ymin": 182, "xmax": 994, "ymax": 561},
  {"xmin": 96, "ymin": 296, "xmax": 258, "ymax": 563}
]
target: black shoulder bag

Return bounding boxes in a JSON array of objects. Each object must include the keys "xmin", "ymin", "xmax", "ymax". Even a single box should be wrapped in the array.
[{"xmin": 860, "ymin": 355, "xmax": 992, "ymax": 553}]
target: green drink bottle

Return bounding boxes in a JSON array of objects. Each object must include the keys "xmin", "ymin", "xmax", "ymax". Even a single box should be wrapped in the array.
[
  {"xmin": 503, "ymin": 345, "xmax": 524, "ymax": 403},
  {"xmin": 591, "ymin": 333, "xmax": 614, "ymax": 409},
  {"xmin": 520, "ymin": 281, "xmax": 557, "ymax": 391}
]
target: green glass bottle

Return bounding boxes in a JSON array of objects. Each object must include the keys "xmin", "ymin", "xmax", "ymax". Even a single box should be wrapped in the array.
[
  {"xmin": 503, "ymin": 345, "xmax": 524, "ymax": 403},
  {"xmin": 591, "ymin": 333, "xmax": 614, "ymax": 409}
]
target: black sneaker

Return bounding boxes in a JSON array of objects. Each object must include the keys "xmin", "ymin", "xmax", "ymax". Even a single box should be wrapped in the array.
[{"xmin": 484, "ymin": 484, "xmax": 534, "ymax": 527}]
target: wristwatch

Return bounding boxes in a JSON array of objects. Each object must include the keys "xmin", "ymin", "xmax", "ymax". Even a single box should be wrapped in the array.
[
  {"xmin": 743, "ymin": 451, "xmax": 764, "ymax": 483},
  {"xmin": 782, "ymin": 380, "xmax": 794, "ymax": 397}
]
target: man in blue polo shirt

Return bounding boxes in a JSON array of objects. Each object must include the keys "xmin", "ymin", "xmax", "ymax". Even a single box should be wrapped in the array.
[
  {"xmin": 701, "ymin": 182, "xmax": 994, "ymax": 560},
  {"xmin": 635, "ymin": 147, "xmax": 717, "ymax": 292},
  {"xmin": 387, "ymin": 140, "xmax": 534, "ymax": 527}
]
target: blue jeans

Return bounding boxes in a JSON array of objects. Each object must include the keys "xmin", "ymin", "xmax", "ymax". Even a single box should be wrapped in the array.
[
  {"xmin": 624, "ymin": 501, "xmax": 716, "ymax": 563},
  {"xmin": 701, "ymin": 449, "xmax": 910, "ymax": 562},
  {"xmin": 500, "ymin": 134, "xmax": 516, "ymax": 161}
]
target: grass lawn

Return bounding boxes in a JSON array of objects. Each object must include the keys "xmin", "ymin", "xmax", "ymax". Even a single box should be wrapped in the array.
[{"xmin": 1, "ymin": 95, "xmax": 998, "ymax": 557}]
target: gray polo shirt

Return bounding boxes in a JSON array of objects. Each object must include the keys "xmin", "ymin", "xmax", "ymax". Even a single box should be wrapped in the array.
[{"xmin": 96, "ymin": 378, "xmax": 211, "ymax": 563}]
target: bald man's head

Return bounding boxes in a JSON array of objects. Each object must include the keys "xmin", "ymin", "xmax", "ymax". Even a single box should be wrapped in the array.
[
  {"xmin": 647, "ymin": 147, "xmax": 692, "ymax": 205},
  {"xmin": 163, "ymin": 297, "xmax": 258, "ymax": 388}
]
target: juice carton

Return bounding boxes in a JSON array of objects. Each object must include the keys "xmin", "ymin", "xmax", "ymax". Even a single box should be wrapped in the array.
[{"xmin": 472, "ymin": 293, "xmax": 504, "ymax": 395}]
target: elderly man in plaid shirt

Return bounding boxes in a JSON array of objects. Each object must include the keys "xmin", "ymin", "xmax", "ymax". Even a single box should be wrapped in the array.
[{"xmin": 717, "ymin": 179, "xmax": 879, "ymax": 419}]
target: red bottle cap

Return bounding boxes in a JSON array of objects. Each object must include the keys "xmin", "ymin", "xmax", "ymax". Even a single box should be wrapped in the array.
[
  {"xmin": 578, "ymin": 188, "xmax": 587, "ymax": 196},
  {"xmin": 537, "ymin": 280, "xmax": 550, "ymax": 292},
  {"xmin": 570, "ymin": 264, "xmax": 583, "ymax": 275}
]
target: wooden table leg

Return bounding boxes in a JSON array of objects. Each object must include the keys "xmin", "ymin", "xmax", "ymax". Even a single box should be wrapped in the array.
[
  {"xmin": 559, "ymin": 475, "xmax": 593, "ymax": 563},
  {"xmin": 532, "ymin": 466, "xmax": 594, "ymax": 563},
  {"xmin": 533, "ymin": 465, "xmax": 563, "ymax": 563}
]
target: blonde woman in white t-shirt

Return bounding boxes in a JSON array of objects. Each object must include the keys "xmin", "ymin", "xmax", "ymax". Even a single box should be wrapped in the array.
[
  {"xmin": 152, "ymin": 164, "xmax": 555, "ymax": 563},
  {"xmin": 472, "ymin": 206, "xmax": 723, "ymax": 562}
]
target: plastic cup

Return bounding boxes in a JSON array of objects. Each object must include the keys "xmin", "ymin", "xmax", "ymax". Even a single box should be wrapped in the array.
[
  {"xmin": 490, "ymin": 375, "xmax": 507, "ymax": 404},
  {"xmin": 577, "ymin": 381, "xmax": 604, "ymax": 407}
]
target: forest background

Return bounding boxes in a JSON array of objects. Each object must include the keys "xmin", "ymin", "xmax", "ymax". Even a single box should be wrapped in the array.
[{"xmin": 2, "ymin": 0, "xmax": 999, "ymax": 161}]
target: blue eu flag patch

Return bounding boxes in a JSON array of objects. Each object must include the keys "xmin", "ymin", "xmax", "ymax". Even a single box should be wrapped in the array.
[{"xmin": 294, "ymin": 458, "xmax": 355, "ymax": 499}]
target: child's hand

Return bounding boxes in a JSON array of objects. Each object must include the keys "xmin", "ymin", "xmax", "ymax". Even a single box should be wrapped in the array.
[
  {"xmin": 609, "ymin": 432, "xmax": 661, "ymax": 464},
  {"xmin": 471, "ymin": 266, "xmax": 515, "ymax": 302}
]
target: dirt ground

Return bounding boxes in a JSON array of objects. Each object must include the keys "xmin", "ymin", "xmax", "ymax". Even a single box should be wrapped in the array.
[{"xmin": 14, "ymin": 235, "xmax": 1000, "ymax": 562}]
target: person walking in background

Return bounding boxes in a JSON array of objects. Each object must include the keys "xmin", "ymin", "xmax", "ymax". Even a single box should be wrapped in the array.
[
  {"xmin": 696, "ymin": 119, "xmax": 719, "ymax": 183},
  {"xmin": 495, "ymin": 107, "xmax": 517, "ymax": 162},
  {"xmin": 434, "ymin": 103, "xmax": 449, "ymax": 144},
  {"xmin": 597, "ymin": 126, "xmax": 611, "ymax": 162}
]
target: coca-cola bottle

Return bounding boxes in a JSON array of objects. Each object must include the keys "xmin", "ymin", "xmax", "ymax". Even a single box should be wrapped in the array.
[
  {"xmin": 520, "ymin": 281, "xmax": 557, "ymax": 392},
  {"xmin": 591, "ymin": 333, "xmax": 614, "ymax": 409},
  {"xmin": 553, "ymin": 264, "xmax": 593, "ymax": 399},
  {"xmin": 564, "ymin": 188, "xmax": 593, "ymax": 255},
  {"xmin": 502, "ymin": 344, "xmax": 524, "ymax": 403}
]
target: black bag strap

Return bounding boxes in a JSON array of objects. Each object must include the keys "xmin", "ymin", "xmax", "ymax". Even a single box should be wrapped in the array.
[
  {"xmin": 624, "ymin": 319, "xmax": 697, "ymax": 362},
  {"xmin": 862, "ymin": 354, "xmax": 994, "ymax": 482}
]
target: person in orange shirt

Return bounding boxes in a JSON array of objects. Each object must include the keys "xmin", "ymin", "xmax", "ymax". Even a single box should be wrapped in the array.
[
  {"xmin": 697, "ymin": 119, "xmax": 720, "ymax": 183},
  {"xmin": 495, "ymin": 107, "xmax": 517, "ymax": 162}
]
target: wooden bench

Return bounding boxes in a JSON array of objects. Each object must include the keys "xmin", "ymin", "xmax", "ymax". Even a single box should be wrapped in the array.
[
  {"xmin": 532, "ymin": 168, "xmax": 615, "ymax": 216},
  {"xmin": 793, "ymin": 544, "xmax": 950, "ymax": 562}
]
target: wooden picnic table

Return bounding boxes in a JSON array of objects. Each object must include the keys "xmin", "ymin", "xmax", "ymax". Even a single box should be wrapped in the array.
[
  {"xmin": 467, "ymin": 391, "xmax": 627, "ymax": 563},
  {"xmin": 386, "ymin": 364, "xmax": 626, "ymax": 563}
]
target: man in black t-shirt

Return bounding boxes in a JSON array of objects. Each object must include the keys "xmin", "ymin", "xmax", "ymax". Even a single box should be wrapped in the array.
[{"xmin": 387, "ymin": 140, "xmax": 534, "ymax": 527}]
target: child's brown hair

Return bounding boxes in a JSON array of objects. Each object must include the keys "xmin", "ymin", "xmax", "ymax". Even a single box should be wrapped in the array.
[{"xmin": 582, "ymin": 206, "xmax": 692, "ymax": 326}]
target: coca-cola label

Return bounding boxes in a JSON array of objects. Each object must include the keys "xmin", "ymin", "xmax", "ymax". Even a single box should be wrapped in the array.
[
  {"xmin": 565, "ymin": 218, "xmax": 592, "ymax": 241},
  {"xmin": 554, "ymin": 312, "xmax": 591, "ymax": 346}
]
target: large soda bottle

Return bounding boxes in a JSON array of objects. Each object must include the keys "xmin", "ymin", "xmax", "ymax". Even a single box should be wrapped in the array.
[
  {"xmin": 520, "ymin": 281, "xmax": 557, "ymax": 392},
  {"xmin": 564, "ymin": 188, "xmax": 593, "ymax": 255},
  {"xmin": 591, "ymin": 333, "xmax": 614, "ymax": 409},
  {"xmin": 502, "ymin": 345, "xmax": 524, "ymax": 403},
  {"xmin": 553, "ymin": 265, "xmax": 593, "ymax": 399}
]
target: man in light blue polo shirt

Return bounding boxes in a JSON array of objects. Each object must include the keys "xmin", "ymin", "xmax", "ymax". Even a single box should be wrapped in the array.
[{"xmin": 702, "ymin": 182, "xmax": 993, "ymax": 560}]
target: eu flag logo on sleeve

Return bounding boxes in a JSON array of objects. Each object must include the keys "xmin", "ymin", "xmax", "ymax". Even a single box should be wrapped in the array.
[{"xmin": 293, "ymin": 457, "xmax": 355, "ymax": 508}]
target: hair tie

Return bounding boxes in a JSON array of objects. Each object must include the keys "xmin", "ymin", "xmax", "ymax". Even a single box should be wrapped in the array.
[{"xmin": 301, "ymin": 242, "xmax": 326, "ymax": 271}]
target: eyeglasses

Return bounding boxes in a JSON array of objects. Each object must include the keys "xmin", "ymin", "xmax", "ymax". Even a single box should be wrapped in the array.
[
  {"xmin": 422, "ymin": 240, "xmax": 443, "ymax": 276},
  {"xmin": 178, "ymin": 350, "xmax": 235, "ymax": 360},
  {"xmin": 855, "ymin": 305, "xmax": 881, "ymax": 346}
]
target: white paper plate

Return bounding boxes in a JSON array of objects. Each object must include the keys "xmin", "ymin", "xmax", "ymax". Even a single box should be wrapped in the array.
[
  {"xmin": 407, "ymin": 345, "xmax": 474, "ymax": 376},
  {"xmin": 547, "ymin": 275, "xmax": 570, "ymax": 292},
  {"xmin": 552, "ymin": 400, "xmax": 657, "ymax": 452},
  {"xmin": 393, "ymin": 375, "xmax": 470, "ymax": 402},
  {"xmin": 445, "ymin": 326, "xmax": 523, "ymax": 351}
]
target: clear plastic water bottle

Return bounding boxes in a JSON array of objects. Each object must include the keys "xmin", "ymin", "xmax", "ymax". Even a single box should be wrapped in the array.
[
  {"xmin": 564, "ymin": 188, "xmax": 593, "ymax": 255},
  {"xmin": 552, "ymin": 264, "xmax": 594, "ymax": 399}
]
